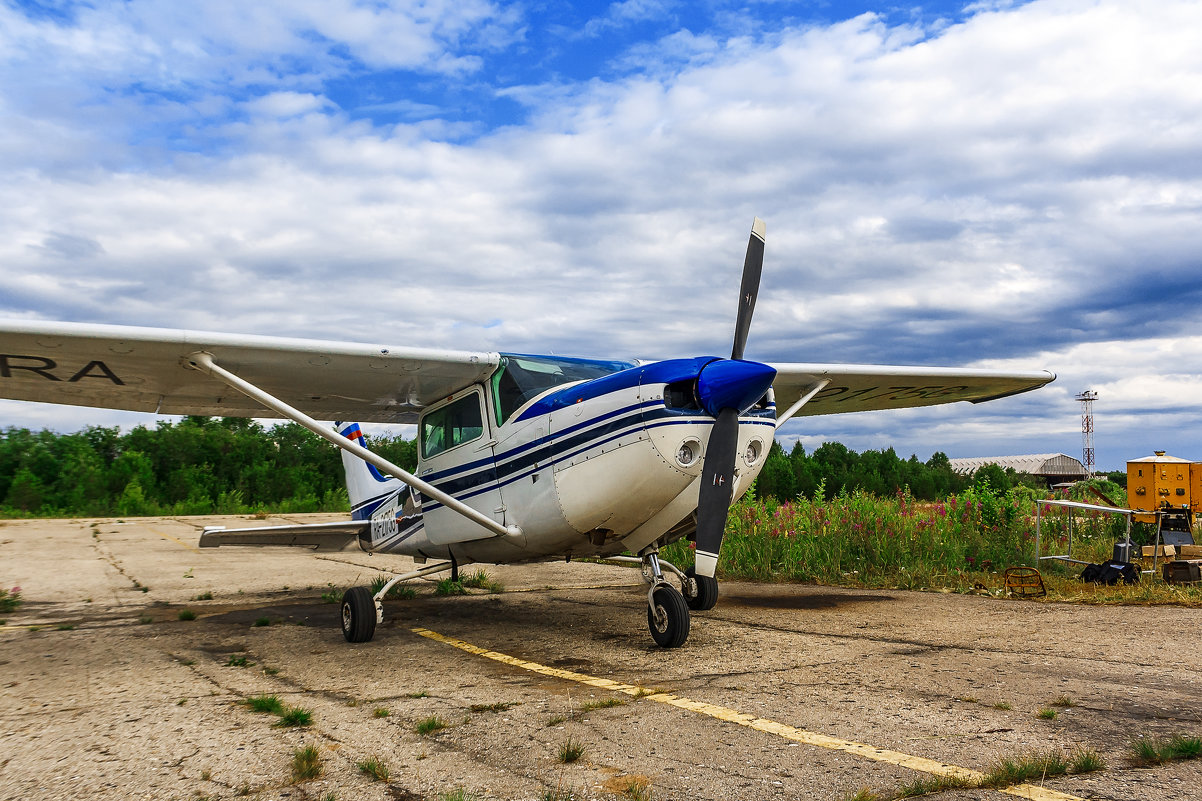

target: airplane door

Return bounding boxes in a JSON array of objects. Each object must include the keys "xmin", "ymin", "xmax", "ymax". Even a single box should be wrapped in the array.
[{"xmin": 415, "ymin": 386, "xmax": 503, "ymax": 546}]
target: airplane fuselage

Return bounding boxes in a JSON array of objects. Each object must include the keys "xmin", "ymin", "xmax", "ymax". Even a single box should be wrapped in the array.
[{"xmin": 348, "ymin": 356, "xmax": 776, "ymax": 564}]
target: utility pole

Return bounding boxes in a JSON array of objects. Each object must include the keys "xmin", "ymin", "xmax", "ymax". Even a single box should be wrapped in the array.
[{"xmin": 1076, "ymin": 390, "xmax": 1098, "ymax": 478}]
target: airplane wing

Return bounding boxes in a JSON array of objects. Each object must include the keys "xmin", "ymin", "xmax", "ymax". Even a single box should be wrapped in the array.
[
  {"xmin": 199, "ymin": 520, "xmax": 368, "ymax": 549},
  {"xmin": 0, "ymin": 320, "xmax": 500, "ymax": 423},
  {"xmin": 770, "ymin": 363, "xmax": 1055, "ymax": 419}
]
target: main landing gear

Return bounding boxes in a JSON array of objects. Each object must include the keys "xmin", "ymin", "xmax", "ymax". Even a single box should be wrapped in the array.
[{"xmin": 340, "ymin": 560, "xmax": 458, "ymax": 643}]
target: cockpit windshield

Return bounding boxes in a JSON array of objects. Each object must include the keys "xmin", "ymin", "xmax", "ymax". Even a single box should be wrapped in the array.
[{"xmin": 492, "ymin": 353, "xmax": 636, "ymax": 425}]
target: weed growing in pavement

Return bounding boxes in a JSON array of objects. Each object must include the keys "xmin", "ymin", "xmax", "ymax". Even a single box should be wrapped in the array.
[
  {"xmin": 415, "ymin": 715, "xmax": 448, "ymax": 735},
  {"xmin": 435, "ymin": 578, "xmax": 468, "ymax": 596},
  {"xmin": 0, "ymin": 586, "xmax": 22, "ymax": 614},
  {"xmin": 138, "ymin": 615, "xmax": 153, "ymax": 624},
  {"xmin": 894, "ymin": 774, "xmax": 972, "ymax": 797},
  {"xmin": 244, "ymin": 694, "xmax": 285, "ymax": 714},
  {"xmin": 200, "ymin": 768, "xmax": 212, "ymax": 781},
  {"xmin": 578, "ymin": 699, "xmax": 624, "ymax": 713},
  {"xmin": 193, "ymin": 591, "xmax": 213, "ymax": 601},
  {"xmin": 1130, "ymin": 734, "xmax": 1202, "ymax": 765},
  {"xmin": 291, "ymin": 745, "xmax": 322, "ymax": 782},
  {"xmin": 460, "ymin": 569, "xmax": 504, "ymax": 593},
  {"xmin": 469, "ymin": 702, "xmax": 516, "ymax": 713},
  {"xmin": 540, "ymin": 790, "xmax": 576, "ymax": 801},
  {"xmin": 178, "ymin": 609, "xmax": 196, "ymax": 621},
  {"xmin": 558, "ymin": 737, "xmax": 585, "ymax": 764},
  {"xmin": 225, "ymin": 655, "xmax": 251, "ymax": 667},
  {"xmin": 1070, "ymin": 747, "xmax": 1106, "ymax": 773},
  {"xmin": 56, "ymin": 623, "xmax": 74, "ymax": 630},
  {"xmin": 1050, "ymin": 696, "xmax": 1077, "ymax": 708},
  {"xmin": 617, "ymin": 778, "xmax": 653, "ymax": 801},
  {"xmin": 980, "ymin": 749, "xmax": 1071, "ymax": 787},
  {"xmin": 275, "ymin": 706, "xmax": 313, "ymax": 727},
  {"xmin": 253, "ymin": 617, "xmax": 271, "ymax": 627},
  {"xmin": 1037, "ymin": 708, "xmax": 1058, "ymax": 720},
  {"xmin": 546, "ymin": 715, "xmax": 567, "ymax": 727},
  {"xmin": 841, "ymin": 790, "xmax": 882, "ymax": 801},
  {"xmin": 369, "ymin": 574, "xmax": 416, "ymax": 599},
  {"xmin": 357, "ymin": 757, "xmax": 390, "ymax": 781},
  {"xmin": 991, "ymin": 701, "xmax": 1012, "ymax": 710},
  {"xmin": 438, "ymin": 790, "xmax": 481, "ymax": 801},
  {"xmin": 373, "ymin": 707, "xmax": 390, "ymax": 718},
  {"xmin": 406, "ymin": 690, "xmax": 430, "ymax": 698},
  {"xmin": 262, "ymin": 666, "xmax": 278, "ymax": 675},
  {"xmin": 320, "ymin": 583, "xmax": 340, "ymax": 604}
]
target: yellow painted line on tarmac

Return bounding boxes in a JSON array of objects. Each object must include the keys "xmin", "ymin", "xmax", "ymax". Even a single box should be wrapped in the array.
[
  {"xmin": 149, "ymin": 527, "xmax": 201, "ymax": 553},
  {"xmin": 412, "ymin": 627, "xmax": 1090, "ymax": 801}
]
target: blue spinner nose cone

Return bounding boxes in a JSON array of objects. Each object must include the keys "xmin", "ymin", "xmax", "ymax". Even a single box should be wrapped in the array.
[{"xmin": 696, "ymin": 359, "xmax": 777, "ymax": 417}]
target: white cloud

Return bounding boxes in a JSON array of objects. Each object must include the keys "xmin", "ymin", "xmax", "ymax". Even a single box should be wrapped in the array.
[{"xmin": 1, "ymin": 0, "xmax": 1201, "ymax": 469}]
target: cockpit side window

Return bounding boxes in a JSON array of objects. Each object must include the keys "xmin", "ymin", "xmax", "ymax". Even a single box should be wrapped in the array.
[
  {"xmin": 490, "ymin": 354, "xmax": 636, "ymax": 426},
  {"xmin": 420, "ymin": 391, "xmax": 484, "ymax": 459}
]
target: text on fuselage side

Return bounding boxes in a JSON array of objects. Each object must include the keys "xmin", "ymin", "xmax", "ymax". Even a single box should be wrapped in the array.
[{"xmin": 0, "ymin": 354, "xmax": 125, "ymax": 384}]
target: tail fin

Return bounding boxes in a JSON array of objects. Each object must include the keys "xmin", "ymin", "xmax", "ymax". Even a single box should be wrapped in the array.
[{"xmin": 335, "ymin": 422, "xmax": 404, "ymax": 519}]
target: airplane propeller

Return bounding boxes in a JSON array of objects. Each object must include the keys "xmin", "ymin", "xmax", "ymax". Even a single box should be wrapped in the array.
[{"xmin": 691, "ymin": 218, "xmax": 776, "ymax": 579}]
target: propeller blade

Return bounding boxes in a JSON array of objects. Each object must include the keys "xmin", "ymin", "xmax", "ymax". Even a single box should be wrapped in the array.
[
  {"xmin": 694, "ymin": 407, "xmax": 739, "ymax": 578},
  {"xmin": 730, "ymin": 217, "xmax": 766, "ymax": 361}
]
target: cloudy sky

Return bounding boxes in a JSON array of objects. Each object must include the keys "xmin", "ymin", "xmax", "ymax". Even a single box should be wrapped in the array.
[{"xmin": 2, "ymin": 0, "xmax": 1201, "ymax": 470}]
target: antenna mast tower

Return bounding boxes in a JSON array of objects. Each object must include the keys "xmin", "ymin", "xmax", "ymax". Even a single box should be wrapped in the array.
[{"xmin": 1076, "ymin": 390, "xmax": 1098, "ymax": 477}]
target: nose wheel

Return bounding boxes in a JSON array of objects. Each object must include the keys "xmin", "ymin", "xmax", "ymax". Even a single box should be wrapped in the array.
[{"xmin": 641, "ymin": 548, "xmax": 690, "ymax": 648}]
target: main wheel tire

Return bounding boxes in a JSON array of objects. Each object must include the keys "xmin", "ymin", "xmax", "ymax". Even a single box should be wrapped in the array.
[
  {"xmin": 341, "ymin": 586, "xmax": 376, "ymax": 643},
  {"xmin": 647, "ymin": 584, "xmax": 690, "ymax": 648},
  {"xmin": 683, "ymin": 566, "xmax": 719, "ymax": 611}
]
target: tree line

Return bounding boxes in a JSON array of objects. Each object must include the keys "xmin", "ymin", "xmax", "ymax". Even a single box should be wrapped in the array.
[
  {"xmin": 0, "ymin": 417, "xmax": 417, "ymax": 517},
  {"xmin": 1, "ymin": 417, "xmax": 1112, "ymax": 517}
]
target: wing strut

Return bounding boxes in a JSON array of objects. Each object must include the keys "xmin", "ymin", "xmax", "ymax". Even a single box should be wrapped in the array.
[
  {"xmin": 774, "ymin": 379, "xmax": 831, "ymax": 429},
  {"xmin": 184, "ymin": 351, "xmax": 522, "ymax": 542}
]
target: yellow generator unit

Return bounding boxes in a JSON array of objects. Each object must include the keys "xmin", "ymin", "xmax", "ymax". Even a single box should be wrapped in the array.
[{"xmin": 1127, "ymin": 451, "xmax": 1192, "ymax": 523}]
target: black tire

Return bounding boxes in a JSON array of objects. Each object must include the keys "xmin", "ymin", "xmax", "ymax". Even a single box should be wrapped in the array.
[
  {"xmin": 647, "ymin": 584, "xmax": 690, "ymax": 648},
  {"xmin": 683, "ymin": 566, "xmax": 719, "ymax": 611},
  {"xmin": 341, "ymin": 586, "xmax": 376, "ymax": 643}
]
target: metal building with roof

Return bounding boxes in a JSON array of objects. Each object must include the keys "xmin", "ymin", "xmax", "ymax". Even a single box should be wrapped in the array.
[{"xmin": 948, "ymin": 453, "xmax": 1088, "ymax": 482}]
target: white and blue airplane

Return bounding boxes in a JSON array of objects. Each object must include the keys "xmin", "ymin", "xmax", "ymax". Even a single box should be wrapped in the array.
[{"xmin": 0, "ymin": 220, "xmax": 1054, "ymax": 647}]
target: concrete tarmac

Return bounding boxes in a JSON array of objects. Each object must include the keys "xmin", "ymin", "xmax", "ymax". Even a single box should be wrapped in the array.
[{"xmin": 1, "ymin": 515, "xmax": 1200, "ymax": 801}]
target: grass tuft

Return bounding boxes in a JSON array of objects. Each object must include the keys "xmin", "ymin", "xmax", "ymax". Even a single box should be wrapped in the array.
[
  {"xmin": 1130, "ymin": 734, "xmax": 1202, "ymax": 765},
  {"xmin": 470, "ymin": 701, "xmax": 517, "ymax": 713},
  {"xmin": 370, "ymin": 574, "xmax": 417, "ymax": 599},
  {"xmin": 579, "ymin": 698, "xmax": 625, "ymax": 713},
  {"xmin": 406, "ymin": 690, "xmax": 430, "ymax": 698},
  {"xmin": 357, "ymin": 756, "xmax": 390, "ymax": 782},
  {"xmin": 981, "ymin": 749, "xmax": 1070, "ymax": 787},
  {"xmin": 1050, "ymin": 695, "xmax": 1077, "ymax": 708},
  {"xmin": 244, "ymin": 694, "xmax": 285, "ymax": 714},
  {"xmin": 416, "ymin": 715, "xmax": 448, "ymax": 735},
  {"xmin": 290, "ymin": 745, "xmax": 322, "ymax": 782},
  {"xmin": 558, "ymin": 736, "xmax": 585, "ymax": 764},
  {"xmin": 460, "ymin": 569, "xmax": 504, "ymax": 593},
  {"xmin": 438, "ymin": 790, "xmax": 482, "ymax": 801},
  {"xmin": 1070, "ymin": 747, "xmax": 1107, "ymax": 773},
  {"xmin": 253, "ymin": 616, "xmax": 271, "ymax": 627},
  {"xmin": 1037, "ymin": 708, "xmax": 1058, "ymax": 719},
  {"xmin": 991, "ymin": 701, "xmax": 1012, "ymax": 710},
  {"xmin": 225, "ymin": 655, "xmax": 250, "ymax": 667},
  {"xmin": 895, "ymin": 774, "xmax": 972, "ymax": 797},
  {"xmin": 842, "ymin": 790, "xmax": 883, "ymax": 801},
  {"xmin": 435, "ymin": 578, "xmax": 468, "ymax": 596},
  {"xmin": 373, "ymin": 707, "xmax": 390, "ymax": 718},
  {"xmin": 178, "ymin": 609, "xmax": 197, "ymax": 621},
  {"xmin": 275, "ymin": 706, "xmax": 313, "ymax": 727}
]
